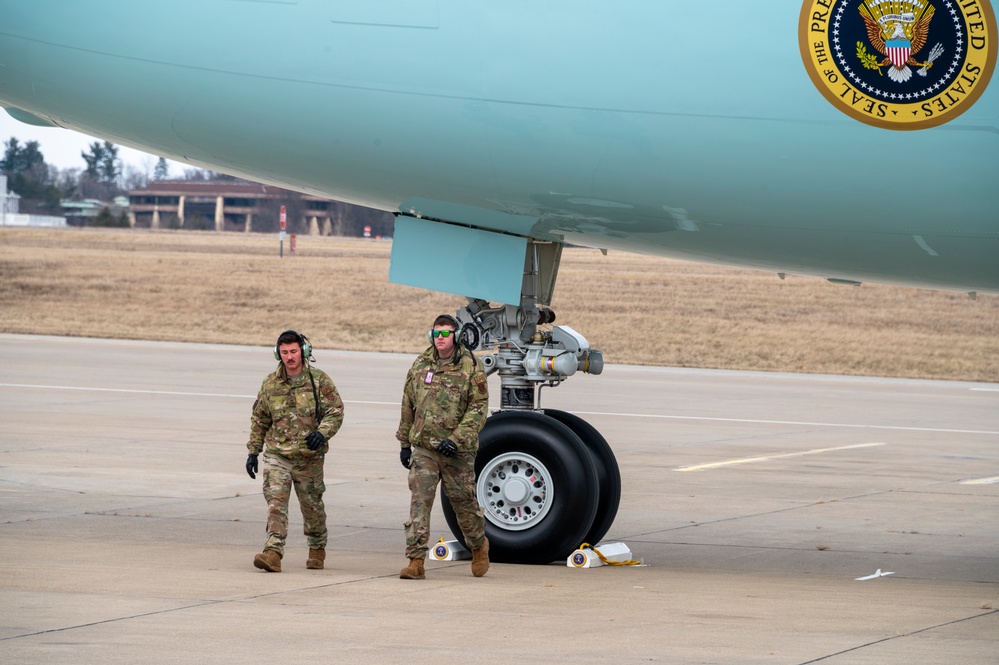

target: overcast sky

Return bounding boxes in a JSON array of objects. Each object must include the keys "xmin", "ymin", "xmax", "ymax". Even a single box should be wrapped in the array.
[{"xmin": 0, "ymin": 111, "xmax": 183, "ymax": 177}]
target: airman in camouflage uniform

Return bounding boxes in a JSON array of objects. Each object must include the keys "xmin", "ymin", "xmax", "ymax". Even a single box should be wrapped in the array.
[
  {"xmin": 245, "ymin": 330, "xmax": 344, "ymax": 573},
  {"xmin": 397, "ymin": 314, "xmax": 490, "ymax": 579}
]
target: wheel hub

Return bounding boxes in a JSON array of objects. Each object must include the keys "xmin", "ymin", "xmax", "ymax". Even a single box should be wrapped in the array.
[
  {"xmin": 501, "ymin": 476, "xmax": 530, "ymax": 504},
  {"xmin": 478, "ymin": 452, "xmax": 553, "ymax": 531}
]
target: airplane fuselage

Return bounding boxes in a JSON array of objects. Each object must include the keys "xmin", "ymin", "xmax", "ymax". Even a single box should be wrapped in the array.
[{"xmin": 1, "ymin": 0, "xmax": 996, "ymax": 293}]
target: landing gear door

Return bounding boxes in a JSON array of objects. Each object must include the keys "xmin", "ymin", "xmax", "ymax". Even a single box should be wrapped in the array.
[{"xmin": 390, "ymin": 215, "xmax": 527, "ymax": 304}]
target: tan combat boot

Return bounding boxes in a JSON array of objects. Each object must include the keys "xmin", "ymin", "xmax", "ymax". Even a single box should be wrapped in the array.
[
  {"xmin": 471, "ymin": 537, "xmax": 490, "ymax": 577},
  {"xmin": 399, "ymin": 558, "xmax": 425, "ymax": 579},
  {"xmin": 306, "ymin": 548, "xmax": 326, "ymax": 570},
  {"xmin": 253, "ymin": 549, "xmax": 282, "ymax": 572}
]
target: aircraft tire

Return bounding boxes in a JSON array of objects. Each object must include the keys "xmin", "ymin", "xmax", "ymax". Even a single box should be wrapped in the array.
[
  {"xmin": 442, "ymin": 410, "xmax": 599, "ymax": 564},
  {"xmin": 542, "ymin": 409, "xmax": 621, "ymax": 547}
]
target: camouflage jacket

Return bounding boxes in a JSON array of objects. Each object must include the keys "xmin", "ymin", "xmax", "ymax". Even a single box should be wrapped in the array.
[
  {"xmin": 396, "ymin": 345, "xmax": 488, "ymax": 454},
  {"xmin": 247, "ymin": 362, "xmax": 345, "ymax": 460}
]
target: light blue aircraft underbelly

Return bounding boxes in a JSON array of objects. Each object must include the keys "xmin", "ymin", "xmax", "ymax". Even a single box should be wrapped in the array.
[{"xmin": 0, "ymin": 0, "xmax": 996, "ymax": 295}]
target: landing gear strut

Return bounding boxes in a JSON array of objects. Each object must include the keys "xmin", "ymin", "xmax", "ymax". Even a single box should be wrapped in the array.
[{"xmin": 441, "ymin": 240, "xmax": 621, "ymax": 564}]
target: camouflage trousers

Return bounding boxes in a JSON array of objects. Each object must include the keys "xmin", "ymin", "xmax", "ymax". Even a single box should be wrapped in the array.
[
  {"xmin": 261, "ymin": 453, "xmax": 327, "ymax": 555},
  {"xmin": 405, "ymin": 446, "xmax": 485, "ymax": 560}
]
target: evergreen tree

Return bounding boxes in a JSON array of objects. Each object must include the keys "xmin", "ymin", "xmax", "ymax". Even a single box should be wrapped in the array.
[
  {"xmin": 99, "ymin": 142, "xmax": 120, "ymax": 185},
  {"xmin": 153, "ymin": 157, "xmax": 170, "ymax": 181},
  {"xmin": 1, "ymin": 137, "xmax": 61, "ymax": 214},
  {"xmin": 0, "ymin": 137, "xmax": 18, "ymax": 172},
  {"xmin": 82, "ymin": 140, "xmax": 121, "ymax": 187},
  {"xmin": 92, "ymin": 205, "xmax": 129, "ymax": 228},
  {"xmin": 82, "ymin": 141, "xmax": 107, "ymax": 179},
  {"xmin": 2, "ymin": 138, "xmax": 45, "ymax": 174}
]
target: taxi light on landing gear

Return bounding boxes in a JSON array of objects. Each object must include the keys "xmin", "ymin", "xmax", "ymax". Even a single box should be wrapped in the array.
[
  {"xmin": 579, "ymin": 349, "xmax": 603, "ymax": 375},
  {"xmin": 523, "ymin": 345, "xmax": 603, "ymax": 379}
]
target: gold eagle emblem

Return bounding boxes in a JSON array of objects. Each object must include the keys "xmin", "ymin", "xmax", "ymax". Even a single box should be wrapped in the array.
[{"xmin": 858, "ymin": 1, "xmax": 939, "ymax": 82}]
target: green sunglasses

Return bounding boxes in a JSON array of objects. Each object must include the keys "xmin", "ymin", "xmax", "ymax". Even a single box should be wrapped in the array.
[{"xmin": 431, "ymin": 329, "xmax": 456, "ymax": 338}]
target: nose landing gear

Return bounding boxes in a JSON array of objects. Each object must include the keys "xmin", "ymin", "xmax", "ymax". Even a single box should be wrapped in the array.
[{"xmin": 440, "ymin": 241, "xmax": 621, "ymax": 564}]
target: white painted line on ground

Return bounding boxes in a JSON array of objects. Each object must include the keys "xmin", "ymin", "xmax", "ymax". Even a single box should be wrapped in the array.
[
  {"xmin": 960, "ymin": 476, "xmax": 999, "ymax": 485},
  {"xmin": 675, "ymin": 443, "xmax": 886, "ymax": 472},
  {"xmin": 0, "ymin": 383, "xmax": 253, "ymax": 398},
  {"xmin": 0, "ymin": 383, "xmax": 397, "ymax": 405},
  {"xmin": 3, "ymin": 384, "xmax": 998, "ymax": 435},
  {"xmin": 570, "ymin": 409, "xmax": 999, "ymax": 435}
]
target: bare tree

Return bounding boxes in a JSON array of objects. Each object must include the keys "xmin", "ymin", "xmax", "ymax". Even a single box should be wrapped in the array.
[{"xmin": 122, "ymin": 163, "xmax": 149, "ymax": 191}]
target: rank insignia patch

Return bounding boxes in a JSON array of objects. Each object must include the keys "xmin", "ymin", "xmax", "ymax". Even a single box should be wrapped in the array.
[{"xmin": 799, "ymin": 0, "xmax": 996, "ymax": 129}]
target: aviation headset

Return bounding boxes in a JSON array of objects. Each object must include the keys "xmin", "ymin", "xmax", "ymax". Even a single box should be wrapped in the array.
[{"xmin": 274, "ymin": 330, "xmax": 312, "ymax": 361}]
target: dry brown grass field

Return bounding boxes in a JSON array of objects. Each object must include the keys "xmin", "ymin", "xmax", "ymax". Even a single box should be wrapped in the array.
[{"xmin": 1, "ymin": 227, "xmax": 997, "ymax": 382}]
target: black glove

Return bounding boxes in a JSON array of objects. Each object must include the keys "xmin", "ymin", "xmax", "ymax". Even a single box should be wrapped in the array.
[
  {"xmin": 246, "ymin": 454, "xmax": 258, "ymax": 479},
  {"xmin": 306, "ymin": 431, "xmax": 326, "ymax": 451},
  {"xmin": 436, "ymin": 439, "xmax": 458, "ymax": 458},
  {"xmin": 400, "ymin": 447, "xmax": 412, "ymax": 469}
]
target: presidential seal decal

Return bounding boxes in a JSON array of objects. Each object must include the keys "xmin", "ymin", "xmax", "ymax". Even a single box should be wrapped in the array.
[{"xmin": 799, "ymin": 0, "xmax": 997, "ymax": 129}]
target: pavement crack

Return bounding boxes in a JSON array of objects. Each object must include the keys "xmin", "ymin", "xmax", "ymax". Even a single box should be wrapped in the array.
[
  {"xmin": 0, "ymin": 573, "xmax": 402, "ymax": 642},
  {"xmin": 796, "ymin": 609, "xmax": 998, "ymax": 664},
  {"xmin": 0, "ymin": 600, "xmax": 227, "ymax": 642}
]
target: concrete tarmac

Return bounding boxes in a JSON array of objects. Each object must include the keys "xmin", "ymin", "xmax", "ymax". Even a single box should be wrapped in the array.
[{"xmin": 1, "ymin": 334, "xmax": 996, "ymax": 664}]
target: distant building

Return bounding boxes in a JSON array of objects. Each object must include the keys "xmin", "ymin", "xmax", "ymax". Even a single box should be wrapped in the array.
[
  {"xmin": 61, "ymin": 196, "xmax": 130, "ymax": 227},
  {"xmin": 0, "ymin": 175, "xmax": 67, "ymax": 227},
  {"xmin": 127, "ymin": 181, "xmax": 337, "ymax": 234}
]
